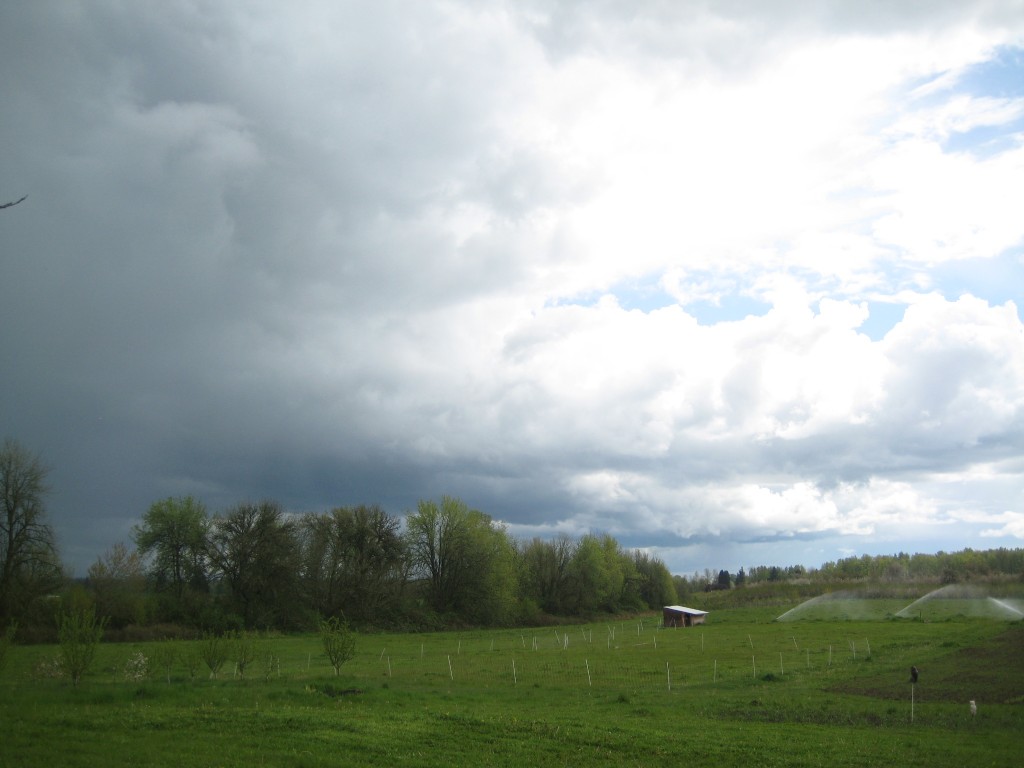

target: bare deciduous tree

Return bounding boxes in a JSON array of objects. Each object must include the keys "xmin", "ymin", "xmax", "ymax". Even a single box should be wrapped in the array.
[
  {"xmin": 1, "ymin": 439, "xmax": 61, "ymax": 622},
  {"xmin": 206, "ymin": 501, "xmax": 300, "ymax": 628}
]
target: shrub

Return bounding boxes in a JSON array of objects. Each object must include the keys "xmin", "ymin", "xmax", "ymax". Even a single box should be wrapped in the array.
[
  {"xmin": 260, "ymin": 648, "xmax": 279, "ymax": 681},
  {"xmin": 150, "ymin": 640, "xmax": 178, "ymax": 683},
  {"xmin": 123, "ymin": 651, "xmax": 150, "ymax": 682},
  {"xmin": 319, "ymin": 616, "xmax": 356, "ymax": 676},
  {"xmin": 34, "ymin": 655, "xmax": 64, "ymax": 679},
  {"xmin": 58, "ymin": 605, "xmax": 107, "ymax": 686},
  {"xmin": 198, "ymin": 632, "xmax": 228, "ymax": 679},
  {"xmin": 232, "ymin": 631, "xmax": 256, "ymax": 679},
  {"xmin": 182, "ymin": 645, "xmax": 202, "ymax": 680}
]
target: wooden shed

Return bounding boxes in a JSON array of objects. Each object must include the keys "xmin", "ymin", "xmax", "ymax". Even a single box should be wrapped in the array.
[{"xmin": 663, "ymin": 605, "xmax": 708, "ymax": 628}]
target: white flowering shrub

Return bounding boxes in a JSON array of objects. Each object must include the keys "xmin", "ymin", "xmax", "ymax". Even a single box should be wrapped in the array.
[
  {"xmin": 123, "ymin": 651, "xmax": 150, "ymax": 681},
  {"xmin": 34, "ymin": 656, "xmax": 65, "ymax": 679}
]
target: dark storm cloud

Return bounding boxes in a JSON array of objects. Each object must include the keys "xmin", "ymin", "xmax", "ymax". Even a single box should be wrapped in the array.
[{"xmin": 2, "ymin": 2, "xmax": 1023, "ymax": 575}]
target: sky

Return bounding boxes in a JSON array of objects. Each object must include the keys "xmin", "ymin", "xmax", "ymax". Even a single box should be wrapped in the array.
[{"xmin": 2, "ymin": 1, "xmax": 1023, "ymax": 579}]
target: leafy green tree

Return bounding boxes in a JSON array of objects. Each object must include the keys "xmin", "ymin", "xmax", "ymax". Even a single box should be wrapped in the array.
[
  {"xmin": 57, "ymin": 604, "xmax": 106, "ymax": 686},
  {"xmin": 519, "ymin": 535, "xmax": 575, "ymax": 614},
  {"xmin": 567, "ymin": 535, "xmax": 615, "ymax": 613},
  {"xmin": 206, "ymin": 501, "xmax": 300, "ymax": 628},
  {"xmin": 1, "ymin": 439, "xmax": 62, "ymax": 623},
  {"xmin": 735, "ymin": 567, "xmax": 746, "ymax": 587},
  {"xmin": 633, "ymin": 550, "xmax": 677, "ymax": 608},
  {"xmin": 299, "ymin": 505, "xmax": 407, "ymax": 623},
  {"xmin": 603, "ymin": 536, "xmax": 642, "ymax": 610},
  {"xmin": 405, "ymin": 496, "xmax": 517, "ymax": 624},
  {"xmin": 468, "ymin": 517, "xmax": 519, "ymax": 625},
  {"xmin": 568, "ymin": 534, "xmax": 642, "ymax": 613},
  {"xmin": 672, "ymin": 573, "xmax": 694, "ymax": 602},
  {"xmin": 134, "ymin": 496, "xmax": 210, "ymax": 606},
  {"xmin": 716, "ymin": 569, "xmax": 732, "ymax": 590},
  {"xmin": 319, "ymin": 616, "xmax": 356, "ymax": 676}
]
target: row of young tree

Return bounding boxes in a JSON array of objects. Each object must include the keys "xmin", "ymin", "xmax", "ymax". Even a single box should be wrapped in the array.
[{"xmin": 83, "ymin": 494, "xmax": 678, "ymax": 632}]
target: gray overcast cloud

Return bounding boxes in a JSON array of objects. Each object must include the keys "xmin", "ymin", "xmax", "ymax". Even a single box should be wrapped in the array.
[{"xmin": 2, "ymin": 1, "xmax": 1023, "ymax": 576}]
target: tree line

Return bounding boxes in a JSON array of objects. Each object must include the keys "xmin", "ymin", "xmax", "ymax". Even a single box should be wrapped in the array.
[
  {"xmin": 674, "ymin": 548, "xmax": 1024, "ymax": 597},
  {"xmin": 4, "ymin": 438, "xmax": 1022, "ymax": 635},
  {"xmin": 89, "ymin": 495, "xmax": 678, "ymax": 632},
  {"xmin": 1, "ymin": 438, "xmax": 678, "ymax": 632}
]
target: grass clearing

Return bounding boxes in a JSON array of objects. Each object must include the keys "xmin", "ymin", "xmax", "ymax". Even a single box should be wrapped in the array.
[{"xmin": 0, "ymin": 605, "xmax": 1021, "ymax": 766}]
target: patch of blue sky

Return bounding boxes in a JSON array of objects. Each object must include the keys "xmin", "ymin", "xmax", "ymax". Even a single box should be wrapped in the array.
[
  {"xmin": 546, "ymin": 275, "xmax": 678, "ymax": 313},
  {"xmin": 546, "ymin": 275, "xmax": 774, "ymax": 326},
  {"xmin": 607, "ymin": 273, "xmax": 773, "ymax": 324},
  {"xmin": 941, "ymin": 112, "xmax": 1024, "ymax": 158},
  {"xmin": 608, "ymin": 276, "xmax": 679, "ymax": 313},
  {"xmin": 939, "ymin": 45, "xmax": 1024, "ymax": 157},
  {"xmin": 956, "ymin": 45, "xmax": 1024, "ymax": 99},
  {"xmin": 929, "ymin": 249, "xmax": 1024, "ymax": 316},
  {"xmin": 685, "ymin": 293, "xmax": 772, "ymax": 326},
  {"xmin": 860, "ymin": 301, "xmax": 906, "ymax": 341}
]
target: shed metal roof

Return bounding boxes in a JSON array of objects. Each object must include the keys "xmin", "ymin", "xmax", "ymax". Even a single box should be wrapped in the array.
[{"xmin": 664, "ymin": 605, "xmax": 709, "ymax": 615}]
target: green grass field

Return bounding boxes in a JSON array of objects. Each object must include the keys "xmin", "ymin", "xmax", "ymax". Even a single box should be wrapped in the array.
[{"xmin": 1, "ymin": 603, "xmax": 1021, "ymax": 767}]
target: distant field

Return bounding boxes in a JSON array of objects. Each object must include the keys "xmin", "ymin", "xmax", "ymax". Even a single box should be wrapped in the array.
[{"xmin": 1, "ymin": 602, "xmax": 1021, "ymax": 767}]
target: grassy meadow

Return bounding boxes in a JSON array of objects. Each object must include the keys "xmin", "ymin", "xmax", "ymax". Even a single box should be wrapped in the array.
[{"xmin": 1, "ymin": 598, "xmax": 1022, "ymax": 767}]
